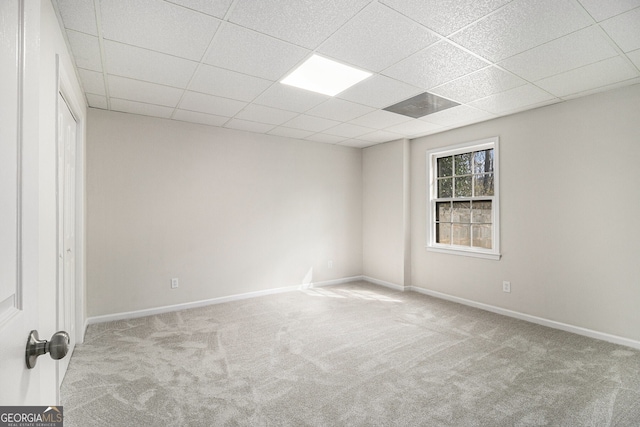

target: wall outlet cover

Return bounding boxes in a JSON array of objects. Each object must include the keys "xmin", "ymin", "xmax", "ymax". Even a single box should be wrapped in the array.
[{"xmin": 502, "ymin": 281, "xmax": 511, "ymax": 293}]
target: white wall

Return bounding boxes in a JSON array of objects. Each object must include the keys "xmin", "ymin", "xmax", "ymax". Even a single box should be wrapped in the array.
[
  {"xmin": 410, "ymin": 84, "xmax": 640, "ymax": 342},
  {"xmin": 38, "ymin": 0, "xmax": 87, "ymax": 401},
  {"xmin": 87, "ymin": 110, "xmax": 362, "ymax": 317},
  {"xmin": 362, "ymin": 139, "xmax": 410, "ymax": 287},
  {"xmin": 39, "ymin": 0, "xmax": 87, "ymax": 316}
]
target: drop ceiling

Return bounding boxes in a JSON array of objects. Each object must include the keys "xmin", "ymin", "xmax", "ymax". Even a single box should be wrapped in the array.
[{"xmin": 53, "ymin": 0, "xmax": 640, "ymax": 148}]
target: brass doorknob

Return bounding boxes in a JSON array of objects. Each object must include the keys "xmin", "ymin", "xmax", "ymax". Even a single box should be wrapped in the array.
[{"xmin": 25, "ymin": 330, "xmax": 70, "ymax": 369}]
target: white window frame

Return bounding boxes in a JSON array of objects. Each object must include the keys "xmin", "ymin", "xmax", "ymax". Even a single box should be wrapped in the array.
[{"xmin": 426, "ymin": 137, "xmax": 501, "ymax": 260}]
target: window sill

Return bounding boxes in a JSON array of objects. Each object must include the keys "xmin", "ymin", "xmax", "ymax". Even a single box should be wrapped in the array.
[{"xmin": 426, "ymin": 245, "xmax": 501, "ymax": 261}]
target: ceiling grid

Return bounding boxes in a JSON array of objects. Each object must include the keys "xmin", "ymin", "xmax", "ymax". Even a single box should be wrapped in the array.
[{"xmin": 53, "ymin": 0, "xmax": 640, "ymax": 148}]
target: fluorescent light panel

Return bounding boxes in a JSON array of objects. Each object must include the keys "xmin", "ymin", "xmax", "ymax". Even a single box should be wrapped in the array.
[{"xmin": 281, "ymin": 55, "xmax": 372, "ymax": 96}]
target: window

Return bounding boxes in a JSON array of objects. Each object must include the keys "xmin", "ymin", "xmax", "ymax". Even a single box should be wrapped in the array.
[{"xmin": 426, "ymin": 137, "xmax": 500, "ymax": 260}]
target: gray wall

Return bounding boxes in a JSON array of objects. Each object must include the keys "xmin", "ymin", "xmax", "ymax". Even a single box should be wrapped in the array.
[
  {"xmin": 409, "ymin": 84, "xmax": 639, "ymax": 341},
  {"xmin": 87, "ymin": 83, "xmax": 640, "ymax": 343},
  {"xmin": 87, "ymin": 110, "xmax": 362, "ymax": 316},
  {"xmin": 362, "ymin": 139, "xmax": 410, "ymax": 287}
]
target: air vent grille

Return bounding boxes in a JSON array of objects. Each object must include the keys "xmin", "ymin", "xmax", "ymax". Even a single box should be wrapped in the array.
[{"xmin": 383, "ymin": 92, "xmax": 459, "ymax": 118}]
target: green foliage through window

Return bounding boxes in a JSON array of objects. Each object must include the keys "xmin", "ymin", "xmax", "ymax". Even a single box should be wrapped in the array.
[
  {"xmin": 434, "ymin": 148, "xmax": 494, "ymax": 250},
  {"xmin": 436, "ymin": 149, "xmax": 493, "ymax": 199}
]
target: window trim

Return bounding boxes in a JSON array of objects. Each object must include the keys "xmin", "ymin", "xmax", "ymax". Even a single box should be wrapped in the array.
[{"xmin": 426, "ymin": 137, "xmax": 501, "ymax": 260}]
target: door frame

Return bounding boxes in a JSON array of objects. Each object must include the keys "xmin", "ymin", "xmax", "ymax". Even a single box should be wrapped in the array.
[{"xmin": 55, "ymin": 55, "xmax": 86, "ymax": 369}]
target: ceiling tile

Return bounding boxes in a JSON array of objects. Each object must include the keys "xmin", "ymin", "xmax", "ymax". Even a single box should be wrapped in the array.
[
  {"xmin": 306, "ymin": 99, "xmax": 375, "ymax": 122},
  {"xmin": 86, "ymin": 94, "xmax": 108, "ymax": 109},
  {"xmin": 254, "ymin": 84, "xmax": 329, "ymax": 113},
  {"xmin": 469, "ymin": 84, "xmax": 556, "ymax": 114},
  {"xmin": 108, "ymin": 75, "xmax": 184, "ymax": 107},
  {"xmin": 179, "ymin": 91, "xmax": 247, "ymax": 117},
  {"xmin": 55, "ymin": 0, "xmax": 640, "ymax": 139},
  {"xmin": 535, "ymin": 57, "xmax": 639, "ymax": 97},
  {"xmin": 110, "ymin": 99, "xmax": 174, "ymax": 118},
  {"xmin": 66, "ymin": 30, "xmax": 102, "ymax": 72},
  {"xmin": 164, "ymin": 0, "xmax": 234, "ymax": 18},
  {"xmin": 203, "ymin": 23, "xmax": 310, "ymax": 81},
  {"xmin": 380, "ymin": 0, "xmax": 511, "ymax": 36},
  {"xmin": 324, "ymin": 123, "xmax": 374, "ymax": 138},
  {"xmin": 340, "ymin": 139, "xmax": 379, "ymax": 148},
  {"xmin": 560, "ymin": 77, "xmax": 640, "ymax": 100},
  {"xmin": 228, "ymin": 0, "xmax": 371, "ymax": 49},
  {"xmin": 384, "ymin": 119, "xmax": 443, "ymax": 136},
  {"xmin": 318, "ymin": 3, "xmax": 439, "ymax": 72},
  {"xmin": 628, "ymin": 49, "xmax": 640, "ymax": 68},
  {"xmin": 104, "ymin": 40, "xmax": 198, "ymax": 88},
  {"xmin": 337, "ymin": 75, "xmax": 422, "ymax": 108},
  {"xmin": 350, "ymin": 109, "xmax": 412, "ymax": 129},
  {"xmin": 281, "ymin": 115, "xmax": 340, "ymax": 133},
  {"xmin": 224, "ymin": 119, "xmax": 275, "ymax": 133},
  {"xmin": 99, "ymin": 0, "xmax": 220, "ymax": 61},
  {"xmin": 383, "ymin": 41, "xmax": 488, "ymax": 90},
  {"xmin": 578, "ymin": 0, "xmax": 640, "ymax": 22},
  {"xmin": 419, "ymin": 105, "xmax": 495, "ymax": 127},
  {"xmin": 267, "ymin": 127, "xmax": 314, "ymax": 139},
  {"xmin": 499, "ymin": 26, "xmax": 618, "ymax": 82},
  {"xmin": 234, "ymin": 104, "xmax": 298, "ymax": 126},
  {"xmin": 601, "ymin": 7, "xmax": 640, "ymax": 52},
  {"xmin": 77, "ymin": 69, "xmax": 106, "ymax": 95},
  {"xmin": 430, "ymin": 66, "xmax": 526, "ymax": 103},
  {"xmin": 173, "ymin": 109, "xmax": 229, "ymax": 126},
  {"xmin": 189, "ymin": 65, "xmax": 272, "ymax": 102},
  {"xmin": 55, "ymin": 0, "xmax": 98, "ymax": 35},
  {"xmin": 357, "ymin": 130, "xmax": 404, "ymax": 143},
  {"xmin": 305, "ymin": 134, "xmax": 347, "ymax": 144},
  {"xmin": 451, "ymin": 0, "xmax": 592, "ymax": 62}
]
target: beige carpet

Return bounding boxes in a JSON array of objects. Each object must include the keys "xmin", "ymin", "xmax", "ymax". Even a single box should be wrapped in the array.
[{"xmin": 62, "ymin": 281, "xmax": 640, "ymax": 426}]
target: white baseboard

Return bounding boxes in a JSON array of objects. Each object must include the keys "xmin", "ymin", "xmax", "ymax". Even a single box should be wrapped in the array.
[
  {"xmin": 85, "ymin": 276, "xmax": 640, "ymax": 351},
  {"xmin": 407, "ymin": 285, "xmax": 640, "ymax": 351},
  {"xmin": 86, "ymin": 276, "xmax": 363, "ymax": 325},
  {"xmin": 361, "ymin": 276, "xmax": 405, "ymax": 291},
  {"xmin": 81, "ymin": 318, "xmax": 89, "ymax": 342},
  {"xmin": 312, "ymin": 276, "xmax": 364, "ymax": 288}
]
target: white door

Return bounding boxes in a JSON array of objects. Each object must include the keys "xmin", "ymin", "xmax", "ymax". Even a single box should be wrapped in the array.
[
  {"xmin": 57, "ymin": 93, "xmax": 77, "ymax": 386},
  {"xmin": 0, "ymin": 0, "xmax": 46, "ymax": 405}
]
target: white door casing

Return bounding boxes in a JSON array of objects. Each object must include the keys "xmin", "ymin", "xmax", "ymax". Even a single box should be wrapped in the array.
[{"xmin": 57, "ymin": 93, "xmax": 77, "ymax": 387}]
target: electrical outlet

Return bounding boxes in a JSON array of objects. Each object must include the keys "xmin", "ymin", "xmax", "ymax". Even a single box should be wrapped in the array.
[
  {"xmin": 502, "ymin": 281, "xmax": 511, "ymax": 293},
  {"xmin": 171, "ymin": 278, "xmax": 179, "ymax": 289},
  {"xmin": 328, "ymin": 260, "xmax": 333, "ymax": 269}
]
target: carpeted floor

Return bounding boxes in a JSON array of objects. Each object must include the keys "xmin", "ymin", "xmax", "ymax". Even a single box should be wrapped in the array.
[{"xmin": 61, "ymin": 281, "xmax": 640, "ymax": 426}]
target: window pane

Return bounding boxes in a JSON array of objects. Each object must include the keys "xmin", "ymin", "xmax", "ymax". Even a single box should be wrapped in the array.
[
  {"xmin": 473, "ymin": 149, "xmax": 494, "ymax": 174},
  {"xmin": 437, "ymin": 223, "xmax": 451, "ymax": 244},
  {"xmin": 473, "ymin": 150, "xmax": 486, "ymax": 173},
  {"xmin": 452, "ymin": 224, "xmax": 471, "ymax": 246},
  {"xmin": 454, "ymin": 153, "xmax": 472, "ymax": 175},
  {"xmin": 471, "ymin": 201, "xmax": 492, "ymax": 223},
  {"xmin": 436, "ymin": 201, "xmax": 451, "ymax": 222},
  {"xmin": 454, "ymin": 176, "xmax": 472, "ymax": 197},
  {"xmin": 473, "ymin": 173, "xmax": 494, "ymax": 196},
  {"xmin": 472, "ymin": 224, "xmax": 492, "ymax": 249},
  {"xmin": 437, "ymin": 156, "xmax": 452, "ymax": 177},
  {"xmin": 428, "ymin": 139, "xmax": 498, "ymax": 256},
  {"xmin": 438, "ymin": 178, "xmax": 452, "ymax": 198},
  {"xmin": 451, "ymin": 201, "xmax": 470, "ymax": 223}
]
